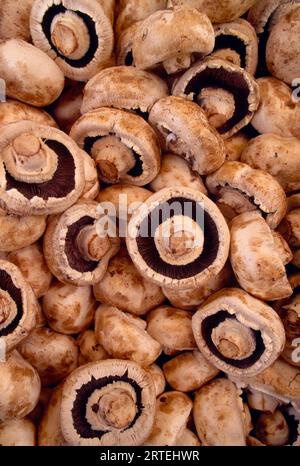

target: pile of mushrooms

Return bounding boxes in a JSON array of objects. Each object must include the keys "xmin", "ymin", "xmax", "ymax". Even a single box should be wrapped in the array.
[{"xmin": 0, "ymin": 0, "xmax": 300, "ymax": 447}]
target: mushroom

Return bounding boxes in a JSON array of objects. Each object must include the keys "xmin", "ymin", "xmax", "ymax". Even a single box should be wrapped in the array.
[
  {"xmin": 81, "ymin": 66, "xmax": 169, "ymax": 116},
  {"xmin": 192, "ymin": 288, "xmax": 286, "ymax": 377},
  {"xmin": 176, "ymin": 428, "xmax": 201, "ymax": 447},
  {"xmin": 77, "ymin": 329, "xmax": 108, "ymax": 364},
  {"xmin": 0, "ymin": 350, "xmax": 41, "ymax": 422},
  {"xmin": 162, "ymin": 350, "xmax": 219, "ymax": 392},
  {"xmin": 30, "ymin": 0, "xmax": 115, "ymax": 82},
  {"xmin": 38, "ymin": 384, "xmax": 67, "ymax": 446},
  {"xmin": 251, "ymin": 77, "xmax": 300, "ymax": 138},
  {"xmin": 172, "ymin": 57, "xmax": 260, "ymax": 139},
  {"xmin": 43, "ymin": 201, "xmax": 120, "ymax": 286},
  {"xmin": 224, "ymin": 132, "xmax": 250, "ymax": 161},
  {"xmin": 42, "ymin": 281, "xmax": 96, "ymax": 334},
  {"xmin": 0, "ymin": 121, "xmax": 85, "ymax": 216},
  {"xmin": 0, "ymin": 0, "xmax": 34, "ymax": 41},
  {"xmin": 144, "ymin": 391, "xmax": 193, "ymax": 446},
  {"xmin": 8, "ymin": 243, "xmax": 52, "ymax": 299},
  {"xmin": 50, "ymin": 81, "xmax": 84, "ymax": 134},
  {"xmin": 116, "ymin": 22, "xmax": 140, "ymax": 66},
  {"xmin": 149, "ymin": 96, "xmax": 225, "ymax": 175},
  {"xmin": 126, "ymin": 187, "xmax": 230, "ymax": 290},
  {"xmin": 80, "ymin": 150, "xmax": 100, "ymax": 201},
  {"xmin": 193, "ymin": 378, "xmax": 247, "ymax": 446},
  {"xmin": 0, "ymin": 99, "xmax": 57, "ymax": 128},
  {"xmin": 206, "ymin": 161, "xmax": 287, "ymax": 229},
  {"xmin": 0, "ymin": 418, "xmax": 36, "ymax": 446},
  {"xmin": 94, "ymin": 305, "xmax": 161, "ymax": 367},
  {"xmin": 150, "ymin": 154, "xmax": 207, "ymax": 194},
  {"xmin": 254, "ymin": 410, "xmax": 290, "ymax": 446},
  {"xmin": 93, "ymin": 251, "xmax": 165, "ymax": 316},
  {"xmin": 0, "ymin": 39, "xmax": 64, "ymax": 107},
  {"xmin": 18, "ymin": 327, "xmax": 78, "ymax": 387},
  {"xmin": 147, "ymin": 306, "xmax": 196, "ymax": 356},
  {"xmin": 70, "ymin": 107, "xmax": 161, "ymax": 186},
  {"xmin": 60, "ymin": 359, "xmax": 156, "ymax": 446},
  {"xmin": 230, "ymin": 211, "xmax": 292, "ymax": 300},
  {"xmin": 279, "ymin": 208, "xmax": 300, "ymax": 250},
  {"xmin": 115, "ymin": 0, "xmax": 167, "ymax": 38},
  {"xmin": 0, "ymin": 210, "xmax": 46, "ymax": 253},
  {"xmin": 145, "ymin": 364, "xmax": 166, "ymax": 397},
  {"xmin": 247, "ymin": 388, "xmax": 280, "ymax": 413},
  {"xmin": 132, "ymin": 7, "xmax": 215, "ymax": 75}
]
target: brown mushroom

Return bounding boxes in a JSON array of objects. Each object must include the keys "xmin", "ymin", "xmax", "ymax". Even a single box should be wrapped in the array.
[
  {"xmin": 0, "ymin": 0, "xmax": 34, "ymax": 41},
  {"xmin": 254, "ymin": 410, "xmax": 290, "ymax": 446},
  {"xmin": 0, "ymin": 210, "xmax": 46, "ymax": 253},
  {"xmin": 38, "ymin": 384, "xmax": 67, "ymax": 446},
  {"xmin": 0, "ymin": 418, "xmax": 36, "ymax": 446},
  {"xmin": 224, "ymin": 132, "xmax": 250, "ymax": 161},
  {"xmin": 50, "ymin": 81, "xmax": 84, "ymax": 134},
  {"xmin": 0, "ymin": 99, "xmax": 57, "ymax": 128},
  {"xmin": 115, "ymin": 0, "xmax": 167, "ymax": 38},
  {"xmin": 116, "ymin": 21, "xmax": 140, "ymax": 66},
  {"xmin": 145, "ymin": 364, "xmax": 166, "ymax": 397},
  {"xmin": 80, "ymin": 150, "xmax": 99, "ymax": 201},
  {"xmin": 247, "ymin": 388, "xmax": 280, "ymax": 413},
  {"xmin": 77, "ymin": 329, "xmax": 108, "ymax": 364}
]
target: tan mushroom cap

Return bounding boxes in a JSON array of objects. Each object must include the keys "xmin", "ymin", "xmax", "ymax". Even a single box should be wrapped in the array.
[
  {"xmin": 61, "ymin": 359, "xmax": 156, "ymax": 446},
  {"xmin": 144, "ymin": 391, "xmax": 193, "ymax": 446},
  {"xmin": 126, "ymin": 187, "xmax": 230, "ymax": 289},
  {"xmin": 30, "ymin": 0, "xmax": 114, "ymax": 82},
  {"xmin": 163, "ymin": 350, "xmax": 219, "ymax": 392},
  {"xmin": 279, "ymin": 208, "xmax": 300, "ymax": 249},
  {"xmin": 50, "ymin": 82, "xmax": 84, "ymax": 134},
  {"xmin": 70, "ymin": 107, "xmax": 161, "ymax": 186},
  {"xmin": 0, "ymin": 418, "xmax": 36, "ymax": 446},
  {"xmin": 116, "ymin": 21, "xmax": 140, "ymax": 66},
  {"xmin": 225, "ymin": 132, "xmax": 250, "ymax": 161},
  {"xmin": 255, "ymin": 410, "xmax": 290, "ymax": 446},
  {"xmin": 115, "ymin": 0, "xmax": 167, "ymax": 37},
  {"xmin": 192, "ymin": 288, "xmax": 286, "ymax": 377},
  {"xmin": 0, "ymin": 0, "xmax": 34, "ymax": 41},
  {"xmin": 193, "ymin": 378, "xmax": 246, "ymax": 446},
  {"xmin": 230, "ymin": 211, "xmax": 292, "ymax": 300},
  {"xmin": 206, "ymin": 161, "xmax": 287, "ymax": 229},
  {"xmin": 172, "ymin": 58, "xmax": 260, "ymax": 139},
  {"xmin": 0, "ymin": 39, "xmax": 64, "ymax": 107},
  {"xmin": 38, "ymin": 384, "xmax": 68, "ymax": 446},
  {"xmin": 132, "ymin": 7, "xmax": 214, "ymax": 74},
  {"xmin": 145, "ymin": 364, "xmax": 166, "ymax": 397},
  {"xmin": 251, "ymin": 77, "xmax": 300, "ymax": 138},
  {"xmin": 0, "ymin": 99, "xmax": 57, "ymax": 128},
  {"xmin": 44, "ymin": 201, "xmax": 120, "ymax": 287},
  {"xmin": 176, "ymin": 428, "xmax": 201, "ymax": 447},
  {"xmin": 95, "ymin": 305, "xmax": 161, "ymax": 367},
  {"xmin": 77, "ymin": 330, "xmax": 108, "ymax": 364},
  {"xmin": 149, "ymin": 96, "xmax": 225, "ymax": 175},
  {"xmin": 80, "ymin": 150, "xmax": 99, "ymax": 201},
  {"xmin": 0, "ymin": 211, "xmax": 46, "ymax": 253},
  {"xmin": 81, "ymin": 66, "xmax": 168, "ymax": 115}
]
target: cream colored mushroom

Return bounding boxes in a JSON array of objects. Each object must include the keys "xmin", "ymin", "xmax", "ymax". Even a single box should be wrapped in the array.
[
  {"xmin": 0, "ymin": 99, "xmax": 57, "ymax": 128},
  {"xmin": 0, "ymin": 418, "xmax": 36, "ymax": 446},
  {"xmin": 0, "ymin": 211, "xmax": 46, "ymax": 253},
  {"xmin": 115, "ymin": 0, "xmax": 167, "ymax": 38},
  {"xmin": 0, "ymin": 0, "xmax": 34, "ymax": 41}
]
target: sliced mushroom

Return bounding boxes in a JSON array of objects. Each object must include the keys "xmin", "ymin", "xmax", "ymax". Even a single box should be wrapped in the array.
[
  {"xmin": 0, "ymin": 211, "xmax": 46, "ymax": 253},
  {"xmin": 115, "ymin": 0, "xmax": 167, "ymax": 38},
  {"xmin": 145, "ymin": 364, "xmax": 166, "ymax": 397},
  {"xmin": 206, "ymin": 161, "xmax": 287, "ymax": 229},
  {"xmin": 0, "ymin": 39, "xmax": 64, "ymax": 107},
  {"xmin": 132, "ymin": 7, "xmax": 215, "ymax": 74},
  {"xmin": 0, "ymin": 418, "xmax": 36, "ymax": 446},
  {"xmin": 43, "ymin": 201, "xmax": 120, "ymax": 286},
  {"xmin": 70, "ymin": 107, "xmax": 161, "ymax": 185},
  {"xmin": 0, "ymin": 0, "xmax": 34, "ymax": 41},
  {"xmin": 0, "ymin": 121, "xmax": 85, "ymax": 215},
  {"xmin": 42, "ymin": 281, "xmax": 96, "ymax": 334},
  {"xmin": 30, "ymin": 0, "xmax": 114, "ymax": 81},
  {"xmin": 38, "ymin": 384, "xmax": 67, "ymax": 446},
  {"xmin": 192, "ymin": 288, "xmax": 286, "ymax": 377},
  {"xmin": 126, "ymin": 187, "xmax": 230, "ymax": 290},
  {"xmin": 0, "ymin": 99, "xmax": 57, "ymax": 128},
  {"xmin": 225, "ymin": 132, "xmax": 250, "ymax": 161},
  {"xmin": 172, "ymin": 57, "xmax": 260, "ymax": 139},
  {"xmin": 77, "ymin": 329, "xmax": 108, "ymax": 364},
  {"xmin": 81, "ymin": 66, "xmax": 168, "ymax": 115},
  {"xmin": 149, "ymin": 96, "xmax": 225, "ymax": 175},
  {"xmin": 50, "ymin": 81, "xmax": 84, "ymax": 134},
  {"xmin": 163, "ymin": 350, "xmax": 219, "ymax": 392},
  {"xmin": 230, "ymin": 211, "xmax": 292, "ymax": 300},
  {"xmin": 95, "ymin": 305, "xmax": 161, "ymax": 367},
  {"xmin": 60, "ymin": 359, "xmax": 156, "ymax": 446}
]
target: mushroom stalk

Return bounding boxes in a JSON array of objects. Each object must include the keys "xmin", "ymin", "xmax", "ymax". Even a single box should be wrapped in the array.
[
  {"xmin": 76, "ymin": 225, "xmax": 111, "ymax": 262},
  {"xmin": 197, "ymin": 87, "xmax": 235, "ymax": 129},
  {"xmin": 50, "ymin": 12, "xmax": 90, "ymax": 60},
  {"xmin": 211, "ymin": 319, "xmax": 256, "ymax": 359},
  {"xmin": 94, "ymin": 388, "xmax": 137, "ymax": 429}
]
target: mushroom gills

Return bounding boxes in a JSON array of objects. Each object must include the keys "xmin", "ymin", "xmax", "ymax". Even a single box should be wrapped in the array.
[
  {"xmin": 0, "ymin": 269, "xmax": 23, "ymax": 337},
  {"xmin": 214, "ymin": 34, "xmax": 247, "ymax": 69}
]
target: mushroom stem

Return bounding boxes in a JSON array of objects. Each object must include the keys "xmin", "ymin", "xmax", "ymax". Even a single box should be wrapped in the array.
[
  {"xmin": 197, "ymin": 87, "xmax": 235, "ymax": 129},
  {"xmin": 211, "ymin": 319, "xmax": 256, "ymax": 359},
  {"xmin": 91, "ymin": 136, "xmax": 136, "ymax": 183},
  {"xmin": 12, "ymin": 133, "xmax": 44, "ymax": 171},
  {"xmin": 97, "ymin": 388, "xmax": 137, "ymax": 429},
  {"xmin": 50, "ymin": 11, "xmax": 90, "ymax": 60},
  {"xmin": 76, "ymin": 225, "xmax": 111, "ymax": 262},
  {"xmin": 163, "ymin": 53, "xmax": 192, "ymax": 74},
  {"xmin": 0, "ymin": 294, "xmax": 9, "ymax": 325},
  {"xmin": 211, "ymin": 49, "xmax": 241, "ymax": 67}
]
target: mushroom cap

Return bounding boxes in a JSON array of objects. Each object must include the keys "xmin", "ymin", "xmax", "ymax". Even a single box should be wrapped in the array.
[
  {"xmin": 172, "ymin": 57, "xmax": 260, "ymax": 139},
  {"xmin": 30, "ymin": 0, "xmax": 114, "ymax": 81},
  {"xmin": 225, "ymin": 132, "xmax": 250, "ymax": 161},
  {"xmin": 116, "ymin": 21, "xmax": 140, "ymax": 66},
  {"xmin": 126, "ymin": 187, "xmax": 230, "ymax": 290},
  {"xmin": 206, "ymin": 161, "xmax": 287, "ymax": 229},
  {"xmin": 192, "ymin": 288, "xmax": 286, "ymax": 377},
  {"xmin": 77, "ymin": 329, "xmax": 108, "ymax": 363},
  {"xmin": 132, "ymin": 7, "xmax": 214, "ymax": 73},
  {"xmin": 81, "ymin": 66, "xmax": 169, "ymax": 115},
  {"xmin": 70, "ymin": 107, "xmax": 161, "ymax": 186},
  {"xmin": 0, "ymin": 39, "xmax": 64, "ymax": 107},
  {"xmin": 0, "ymin": 418, "xmax": 36, "ymax": 446},
  {"xmin": 0, "ymin": 99, "xmax": 57, "ymax": 128},
  {"xmin": 176, "ymin": 428, "xmax": 201, "ymax": 447},
  {"xmin": 115, "ymin": 0, "xmax": 167, "ymax": 37},
  {"xmin": 145, "ymin": 364, "xmax": 166, "ymax": 397},
  {"xmin": 38, "ymin": 384, "xmax": 67, "ymax": 446},
  {"xmin": 0, "ymin": 121, "xmax": 85, "ymax": 216},
  {"xmin": 255, "ymin": 409, "xmax": 290, "ymax": 446},
  {"xmin": 80, "ymin": 150, "xmax": 99, "ymax": 201},
  {"xmin": 0, "ymin": 0, "xmax": 34, "ymax": 41},
  {"xmin": 247, "ymin": 0, "xmax": 283, "ymax": 35},
  {"xmin": 149, "ymin": 96, "xmax": 225, "ymax": 175},
  {"xmin": 0, "ymin": 211, "xmax": 46, "ymax": 252},
  {"xmin": 230, "ymin": 211, "xmax": 292, "ymax": 300},
  {"xmin": 50, "ymin": 81, "xmax": 84, "ymax": 134},
  {"xmin": 60, "ymin": 359, "xmax": 156, "ymax": 446},
  {"xmin": 43, "ymin": 201, "xmax": 120, "ymax": 286}
]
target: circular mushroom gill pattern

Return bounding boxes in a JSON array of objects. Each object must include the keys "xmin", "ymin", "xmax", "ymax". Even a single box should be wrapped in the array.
[
  {"xmin": 5, "ymin": 140, "xmax": 76, "ymax": 200},
  {"xmin": 0, "ymin": 269, "xmax": 23, "ymax": 337},
  {"xmin": 201, "ymin": 310, "xmax": 265, "ymax": 369},
  {"xmin": 41, "ymin": 4, "xmax": 99, "ymax": 68},
  {"xmin": 183, "ymin": 67, "xmax": 250, "ymax": 135},
  {"xmin": 214, "ymin": 35, "xmax": 247, "ymax": 69},
  {"xmin": 136, "ymin": 197, "xmax": 219, "ymax": 279},
  {"xmin": 71, "ymin": 371, "xmax": 143, "ymax": 439},
  {"xmin": 65, "ymin": 216, "xmax": 99, "ymax": 273}
]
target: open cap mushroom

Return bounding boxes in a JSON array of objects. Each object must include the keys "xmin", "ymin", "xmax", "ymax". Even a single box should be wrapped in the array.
[
  {"xmin": 60, "ymin": 359, "xmax": 156, "ymax": 446},
  {"xmin": 192, "ymin": 288, "xmax": 286, "ymax": 377},
  {"xmin": 206, "ymin": 161, "xmax": 287, "ymax": 229},
  {"xmin": 172, "ymin": 58, "xmax": 260, "ymax": 139},
  {"xmin": 230, "ymin": 211, "xmax": 292, "ymax": 300},
  {"xmin": 70, "ymin": 107, "xmax": 161, "ymax": 185},
  {"xmin": 38, "ymin": 384, "xmax": 68, "ymax": 446},
  {"xmin": 149, "ymin": 96, "xmax": 225, "ymax": 175},
  {"xmin": 95, "ymin": 305, "xmax": 161, "ymax": 367},
  {"xmin": 81, "ymin": 66, "xmax": 169, "ymax": 116},
  {"xmin": 0, "ymin": 121, "xmax": 85, "ymax": 216},
  {"xmin": 0, "ymin": 99, "xmax": 57, "ymax": 129},
  {"xmin": 115, "ymin": 0, "xmax": 167, "ymax": 38},
  {"xmin": 132, "ymin": 7, "xmax": 215, "ymax": 75},
  {"xmin": 0, "ymin": 418, "xmax": 36, "ymax": 446},
  {"xmin": 0, "ymin": 39, "xmax": 64, "ymax": 107},
  {"xmin": 77, "ymin": 330, "xmax": 108, "ymax": 364},
  {"xmin": 43, "ymin": 201, "xmax": 120, "ymax": 287},
  {"xmin": 0, "ymin": 210, "xmax": 46, "ymax": 253},
  {"xmin": 126, "ymin": 187, "xmax": 230, "ymax": 290},
  {"xmin": 0, "ymin": 0, "xmax": 34, "ymax": 41},
  {"xmin": 30, "ymin": 0, "xmax": 115, "ymax": 82}
]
